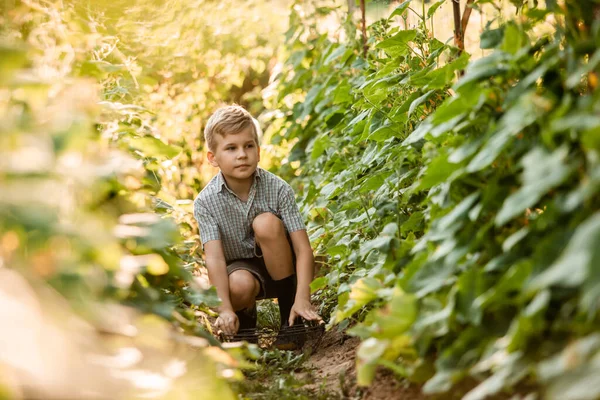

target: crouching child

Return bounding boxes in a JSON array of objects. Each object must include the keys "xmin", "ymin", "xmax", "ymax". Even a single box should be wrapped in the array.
[{"xmin": 193, "ymin": 104, "xmax": 321, "ymax": 349}]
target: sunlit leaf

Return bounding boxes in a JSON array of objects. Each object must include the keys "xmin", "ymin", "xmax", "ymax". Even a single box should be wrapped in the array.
[
  {"xmin": 356, "ymin": 338, "xmax": 389, "ymax": 385},
  {"xmin": 389, "ymin": 0, "xmax": 412, "ymax": 19},
  {"xmin": 128, "ymin": 136, "xmax": 182, "ymax": 159},
  {"xmin": 375, "ymin": 30, "xmax": 417, "ymax": 58},
  {"xmin": 310, "ymin": 276, "xmax": 328, "ymax": 293},
  {"xmin": 427, "ymin": 0, "xmax": 445, "ymax": 18}
]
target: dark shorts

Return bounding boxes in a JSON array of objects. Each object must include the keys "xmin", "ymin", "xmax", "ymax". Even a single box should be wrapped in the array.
[
  {"xmin": 226, "ymin": 257, "xmax": 278, "ymax": 300},
  {"xmin": 226, "ymin": 237, "xmax": 296, "ymax": 300}
]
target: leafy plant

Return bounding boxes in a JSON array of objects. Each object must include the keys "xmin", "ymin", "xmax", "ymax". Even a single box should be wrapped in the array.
[
  {"xmin": 266, "ymin": 0, "xmax": 600, "ymax": 398},
  {"xmin": 0, "ymin": 0, "xmax": 289, "ymax": 397},
  {"xmin": 233, "ymin": 348, "xmax": 337, "ymax": 400}
]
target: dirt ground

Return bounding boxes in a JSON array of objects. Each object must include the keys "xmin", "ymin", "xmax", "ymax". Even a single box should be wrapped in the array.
[
  {"xmin": 304, "ymin": 330, "xmax": 535, "ymax": 400},
  {"xmin": 305, "ymin": 330, "xmax": 428, "ymax": 400}
]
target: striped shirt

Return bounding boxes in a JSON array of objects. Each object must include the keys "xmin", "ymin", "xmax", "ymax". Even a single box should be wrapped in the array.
[{"xmin": 193, "ymin": 167, "xmax": 306, "ymax": 262}]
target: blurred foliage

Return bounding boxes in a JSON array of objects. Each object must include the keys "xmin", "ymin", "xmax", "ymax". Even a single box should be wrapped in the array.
[
  {"xmin": 0, "ymin": 0, "xmax": 288, "ymax": 398},
  {"xmin": 232, "ymin": 348, "xmax": 335, "ymax": 400},
  {"xmin": 268, "ymin": 0, "xmax": 600, "ymax": 398}
]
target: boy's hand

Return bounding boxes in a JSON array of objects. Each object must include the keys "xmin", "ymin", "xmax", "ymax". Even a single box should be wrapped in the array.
[
  {"xmin": 289, "ymin": 298, "xmax": 321, "ymax": 326},
  {"xmin": 216, "ymin": 309, "xmax": 239, "ymax": 335}
]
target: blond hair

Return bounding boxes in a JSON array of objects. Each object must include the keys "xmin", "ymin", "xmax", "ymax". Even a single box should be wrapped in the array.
[{"xmin": 204, "ymin": 105, "xmax": 259, "ymax": 152}]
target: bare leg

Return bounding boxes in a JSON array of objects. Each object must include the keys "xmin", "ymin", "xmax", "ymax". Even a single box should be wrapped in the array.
[
  {"xmin": 252, "ymin": 212, "xmax": 294, "ymax": 279},
  {"xmin": 228, "ymin": 269, "xmax": 260, "ymax": 311},
  {"xmin": 252, "ymin": 212, "xmax": 300, "ymax": 331}
]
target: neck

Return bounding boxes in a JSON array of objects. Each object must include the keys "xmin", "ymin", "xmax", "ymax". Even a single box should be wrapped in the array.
[{"xmin": 222, "ymin": 172, "xmax": 255, "ymax": 200}]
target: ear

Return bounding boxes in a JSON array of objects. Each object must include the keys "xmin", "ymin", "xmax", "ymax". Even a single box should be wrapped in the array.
[
  {"xmin": 207, "ymin": 150, "xmax": 219, "ymax": 168},
  {"xmin": 257, "ymin": 145, "xmax": 261, "ymax": 163}
]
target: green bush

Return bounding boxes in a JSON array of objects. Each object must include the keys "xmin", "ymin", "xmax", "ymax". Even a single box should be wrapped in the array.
[
  {"xmin": 267, "ymin": 1, "xmax": 600, "ymax": 398},
  {"xmin": 0, "ymin": 0, "xmax": 286, "ymax": 397}
]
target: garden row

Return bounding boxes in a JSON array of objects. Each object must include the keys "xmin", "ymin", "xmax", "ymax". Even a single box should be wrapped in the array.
[{"xmin": 266, "ymin": 1, "xmax": 600, "ymax": 399}]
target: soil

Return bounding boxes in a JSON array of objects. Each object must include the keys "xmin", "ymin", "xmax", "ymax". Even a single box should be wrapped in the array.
[
  {"xmin": 305, "ymin": 330, "xmax": 428, "ymax": 400},
  {"xmin": 303, "ymin": 329, "xmax": 534, "ymax": 400}
]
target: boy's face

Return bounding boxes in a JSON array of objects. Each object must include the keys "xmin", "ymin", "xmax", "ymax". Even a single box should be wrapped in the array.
[{"xmin": 207, "ymin": 125, "xmax": 260, "ymax": 183}]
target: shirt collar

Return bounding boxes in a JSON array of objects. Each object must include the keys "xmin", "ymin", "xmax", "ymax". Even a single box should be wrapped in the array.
[{"xmin": 216, "ymin": 167, "xmax": 262, "ymax": 193}]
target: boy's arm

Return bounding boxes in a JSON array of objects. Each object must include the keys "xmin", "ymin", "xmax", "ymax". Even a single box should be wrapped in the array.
[
  {"xmin": 288, "ymin": 229, "xmax": 322, "ymax": 325},
  {"xmin": 204, "ymin": 240, "xmax": 239, "ymax": 335}
]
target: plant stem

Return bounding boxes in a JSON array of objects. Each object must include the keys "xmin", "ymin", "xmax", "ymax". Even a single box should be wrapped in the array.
[
  {"xmin": 453, "ymin": 0, "xmax": 463, "ymax": 52},
  {"xmin": 360, "ymin": 0, "xmax": 368, "ymax": 58}
]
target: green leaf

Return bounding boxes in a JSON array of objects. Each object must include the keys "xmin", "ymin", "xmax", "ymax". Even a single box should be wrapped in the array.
[
  {"xmin": 505, "ymin": 289, "xmax": 550, "ymax": 352},
  {"xmin": 408, "ymin": 90, "xmax": 434, "ymax": 118},
  {"xmin": 427, "ymin": 0, "xmax": 445, "ymax": 18},
  {"xmin": 464, "ymin": 353, "xmax": 528, "ymax": 400},
  {"xmin": 401, "ymin": 212, "xmax": 424, "ymax": 235},
  {"xmin": 455, "ymin": 51, "xmax": 511, "ymax": 89},
  {"xmin": 396, "ymin": 91, "xmax": 422, "ymax": 114},
  {"xmin": 407, "ymin": 261, "xmax": 455, "ymax": 298},
  {"xmin": 539, "ymin": 334, "xmax": 600, "ymax": 400},
  {"xmin": 480, "ymin": 28, "xmax": 505, "ymax": 49},
  {"xmin": 359, "ymin": 223, "xmax": 398, "ymax": 257},
  {"xmin": 349, "ymin": 277, "xmax": 383, "ymax": 305},
  {"xmin": 311, "ymin": 134, "xmax": 330, "ymax": 160},
  {"xmin": 376, "ymin": 30, "xmax": 417, "ymax": 58},
  {"xmin": 320, "ymin": 181, "xmax": 342, "ymax": 199},
  {"xmin": 146, "ymin": 254, "xmax": 170, "ymax": 275},
  {"xmin": 501, "ymin": 23, "xmax": 528, "ymax": 55},
  {"xmin": 367, "ymin": 123, "xmax": 401, "ymax": 142},
  {"xmin": 455, "ymin": 269, "xmax": 484, "ymax": 325},
  {"xmin": 433, "ymin": 193, "xmax": 480, "ymax": 233},
  {"xmin": 389, "ymin": 0, "xmax": 412, "ymax": 19},
  {"xmin": 0, "ymin": 44, "xmax": 27, "ymax": 83},
  {"xmin": 79, "ymin": 60, "xmax": 127, "ymax": 78},
  {"xmin": 360, "ymin": 171, "xmax": 392, "ymax": 193},
  {"xmin": 403, "ymin": 120, "xmax": 432, "ymax": 145},
  {"xmin": 432, "ymin": 82, "xmax": 482, "ymax": 125},
  {"xmin": 372, "ymin": 287, "xmax": 417, "ymax": 337},
  {"xmin": 502, "ymin": 228, "xmax": 529, "ymax": 252},
  {"xmin": 528, "ymin": 213, "xmax": 600, "ymax": 290},
  {"xmin": 362, "ymin": 79, "xmax": 390, "ymax": 104},
  {"xmin": 310, "ymin": 277, "xmax": 328, "ymax": 293},
  {"xmin": 324, "ymin": 45, "xmax": 348, "ymax": 65},
  {"xmin": 129, "ymin": 136, "xmax": 182, "ymax": 159},
  {"xmin": 475, "ymin": 261, "xmax": 532, "ymax": 310},
  {"xmin": 333, "ymin": 81, "xmax": 353, "ymax": 104},
  {"xmin": 357, "ymin": 338, "xmax": 389, "ymax": 385},
  {"xmin": 539, "ymin": 334, "xmax": 600, "ymax": 382},
  {"xmin": 467, "ymin": 93, "xmax": 541, "ymax": 173},
  {"xmin": 184, "ymin": 286, "xmax": 220, "ymax": 307},
  {"xmin": 423, "ymin": 370, "xmax": 456, "ymax": 394},
  {"xmin": 413, "ymin": 289, "xmax": 456, "ymax": 337},
  {"xmin": 418, "ymin": 152, "xmax": 461, "ymax": 190},
  {"xmin": 496, "ymin": 146, "xmax": 573, "ymax": 226},
  {"xmin": 115, "ymin": 214, "xmax": 181, "ymax": 250},
  {"xmin": 423, "ymin": 52, "xmax": 469, "ymax": 90}
]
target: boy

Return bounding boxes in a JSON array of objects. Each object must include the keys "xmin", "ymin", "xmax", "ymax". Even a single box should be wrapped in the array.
[{"xmin": 193, "ymin": 105, "xmax": 321, "ymax": 347}]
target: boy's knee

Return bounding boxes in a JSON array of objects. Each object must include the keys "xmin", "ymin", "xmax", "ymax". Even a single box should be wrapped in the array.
[
  {"xmin": 252, "ymin": 212, "xmax": 285, "ymax": 242},
  {"xmin": 229, "ymin": 270, "xmax": 259, "ymax": 310}
]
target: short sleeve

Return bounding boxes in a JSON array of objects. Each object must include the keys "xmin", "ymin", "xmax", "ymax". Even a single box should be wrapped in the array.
[
  {"xmin": 193, "ymin": 199, "xmax": 221, "ymax": 245},
  {"xmin": 278, "ymin": 184, "xmax": 306, "ymax": 233}
]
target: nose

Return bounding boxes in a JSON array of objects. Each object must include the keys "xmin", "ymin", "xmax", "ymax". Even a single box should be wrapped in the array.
[{"xmin": 237, "ymin": 148, "xmax": 248, "ymax": 159}]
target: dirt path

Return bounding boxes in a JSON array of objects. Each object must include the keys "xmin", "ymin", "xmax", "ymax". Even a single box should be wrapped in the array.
[{"xmin": 305, "ymin": 330, "xmax": 427, "ymax": 400}]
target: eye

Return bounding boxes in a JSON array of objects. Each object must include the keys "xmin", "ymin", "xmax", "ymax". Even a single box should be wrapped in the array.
[
  {"xmin": 246, "ymin": 143, "xmax": 255, "ymax": 148},
  {"xmin": 226, "ymin": 146, "xmax": 235, "ymax": 151}
]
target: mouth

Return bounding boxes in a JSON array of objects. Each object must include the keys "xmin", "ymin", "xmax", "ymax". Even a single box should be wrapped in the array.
[{"xmin": 236, "ymin": 164, "xmax": 251, "ymax": 168}]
